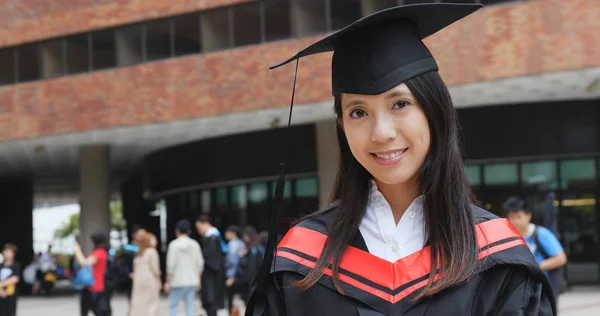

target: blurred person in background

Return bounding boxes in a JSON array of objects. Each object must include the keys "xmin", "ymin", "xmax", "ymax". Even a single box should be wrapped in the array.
[
  {"xmin": 165, "ymin": 219, "xmax": 204, "ymax": 316},
  {"xmin": 128, "ymin": 233, "xmax": 161, "ymax": 316},
  {"xmin": 223, "ymin": 226, "xmax": 245, "ymax": 314},
  {"xmin": 74, "ymin": 232, "xmax": 110, "ymax": 316},
  {"xmin": 122, "ymin": 224, "xmax": 146, "ymax": 300},
  {"xmin": 505, "ymin": 196, "xmax": 567, "ymax": 301},
  {"xmin": 195, "ymin": 214, "xmax": 226, "ymax": 316},
  {"xmin": 0, "ymin": 243, "xmax": 21, "ymax": 316}
]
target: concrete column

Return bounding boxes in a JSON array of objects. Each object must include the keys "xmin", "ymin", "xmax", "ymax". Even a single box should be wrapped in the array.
[
  {"xmin": 315, "ymin": 120, "xmax": 339, "ymax": 207},
  {"xmin": 79, "ymin": 145, "xmax": 111, "ymax": 254}
]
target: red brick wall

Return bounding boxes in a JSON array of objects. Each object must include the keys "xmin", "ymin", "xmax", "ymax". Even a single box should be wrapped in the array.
[
  {"xmin": 0, "ymin": 0, "xmax": 253, "ymax": 47},
  {"xmin": 0, "ymin": 0, "xmax": 599, "ymax": 142}
]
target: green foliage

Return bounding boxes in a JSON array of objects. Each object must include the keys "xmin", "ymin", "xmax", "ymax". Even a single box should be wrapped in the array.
[{"xmin": 53, "ymin": 201, "xmax": 126, "ymax": 238}]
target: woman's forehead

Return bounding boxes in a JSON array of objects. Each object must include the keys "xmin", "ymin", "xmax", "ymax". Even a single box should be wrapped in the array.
[{"xmin": 341, "ymin": 83, "xmax": 413, "ymax": 104}]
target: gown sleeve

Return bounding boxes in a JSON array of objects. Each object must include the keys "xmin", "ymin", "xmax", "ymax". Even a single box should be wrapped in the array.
[{"xmin": 472, "ymin": 264, "xmax": 555, "ymax": 316}]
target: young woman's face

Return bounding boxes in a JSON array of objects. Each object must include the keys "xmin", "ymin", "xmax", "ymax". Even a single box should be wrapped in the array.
[
  {"xmin": 2, "ymin": 249, "xmax": 14, "ymax": 262},
  {"xmin": 340, "ymin": 83, "xmax": 431, "ymax": 186}
]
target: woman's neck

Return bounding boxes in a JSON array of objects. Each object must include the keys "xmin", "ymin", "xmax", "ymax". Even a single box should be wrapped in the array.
[
  {"xmin": 3, "ymin": 259, "xmax": 13, "ymax": 265},
  {"xmin": 374, "ymin": 177, "xmax": 420, "ymax": 225}
]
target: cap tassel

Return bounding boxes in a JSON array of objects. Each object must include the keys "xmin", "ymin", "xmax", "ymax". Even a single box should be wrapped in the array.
[{"xmin": 246, "ymin": 59, "xmax": 299, "ymax": 316}]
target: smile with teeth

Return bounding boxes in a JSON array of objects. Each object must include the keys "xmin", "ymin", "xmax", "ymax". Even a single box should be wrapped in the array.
[{"xmin": 373, "ymin": 149, "xmax": 406, "ymax": 160}]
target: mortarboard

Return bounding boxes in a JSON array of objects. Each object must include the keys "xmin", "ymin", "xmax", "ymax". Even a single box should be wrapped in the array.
[{"xmin": 248, "ymin": 3, "xmax": 483, "ymax": 314}]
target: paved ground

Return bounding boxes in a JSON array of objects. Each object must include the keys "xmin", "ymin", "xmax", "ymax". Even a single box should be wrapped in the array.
[{"xmin": 17, "ymin": 285, "xmax": 600, "ymax": 316}]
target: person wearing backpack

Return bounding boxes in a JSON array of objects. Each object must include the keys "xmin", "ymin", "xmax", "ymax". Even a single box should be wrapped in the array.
[{"xmin": 504, "ymin": 196, "xmax": 568, "ymax": 301}]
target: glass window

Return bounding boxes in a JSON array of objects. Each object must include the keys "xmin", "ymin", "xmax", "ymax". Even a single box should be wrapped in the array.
[
  {"xmin": 41, "ymin": 39, "xmax": 63, "ymax": 78},
  {"xmin": 233, "ymin": 2, "xmax": 262, "ymax": 47},
  {"xmin": 173, "ymin": 13, "xmax": 201, "ymax": 56},
  {"xmin": 265, "ymin": 0, "xmax": 291, "ymax": 41},
  {"xmin": 117, "ymin": 25, "xmax": 144, "ymax": 66},
  {"xmin": 291, "ymin": 0, "xmax": 327, "ymax": 36},
  {"xmin": 201, "ymin": 8, "xmax": 231, "ymax": 52},
  {"xmin": 522, "ymin": 161, "xmax": 558, "ymax": 190},
  {"xmin": 441, "ymin": 0, "xmax": 479, "ymax": 3},
  {"xmin": 216, "ymin": 187, "xmax": 228, "ymax": 207},
  {"xmin": 484, "ymin": 163, "xmax": 518, "ymax": 185},
  {"xmin": 66, "ymin": 34, "xmax": 90, "ymax": 74},
  {"xmin": 560, "ymin": 159, "xmax": 597, "ymax": 190},
  {"xmin": 201, "ymin": 190, "xmax": 211, "ymax": 213},
  {"xmin": 402, "ymin": 0, "xmax": 433, "ymax": 4},
  {"xmin": 296, "ymin": 178, "xmax": 318, "ymax": 197},
  {"xmin": 17, "ymin": 44, "xmax": 40, "ymax": 82},
  {"xmin": 0, "ymin": 49, "xmax": 15, "ymax": 85},
  {"xmin": 248, "ymin": 183, "xmax": 269, "ymax": 231},
  {"xmin": 270, "ymin": 180, "xmax": 292, "ymax": 199},
  {"xmin": 232, "ymin": 185, "xmax": 248, "ymax": 208},
  {"xmin": 464, "ymin": 165, "xmax": 481, "ymax": 186},
  {"xmin": 146, "ymin": 19, "xmax": 172, "ymax": 61},
  {"xmin": 190, "ymin": 191, "xmax": 198, "ymax": 210},
  {"xmin": 92, "ymin": 29, "xmax": 117, "ymax": 70},
  {"xmin": 330, "ymin": 0, "xmax": 362, "ymax": 30}
]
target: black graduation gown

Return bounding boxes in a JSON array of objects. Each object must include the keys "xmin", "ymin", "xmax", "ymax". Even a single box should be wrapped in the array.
[
  {"xmin": 248, "ymin": 206, "xmax": 556, "ymax": 316},
  {"xmin": 201, "ymin": 234, "xmax": 226, "ymax": 309}
]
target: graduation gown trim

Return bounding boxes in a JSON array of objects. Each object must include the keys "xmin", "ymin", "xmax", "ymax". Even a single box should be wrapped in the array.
[
  {"xmin": 260, "ymin": 205, "xmax": 556, "ymax": 316},
  {"xmin": 275, "ymin": 217, "xmax": 524, "ymax": 303}
]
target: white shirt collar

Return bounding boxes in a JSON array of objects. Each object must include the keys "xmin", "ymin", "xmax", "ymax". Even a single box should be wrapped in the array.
[{"xmin": 359, "ymin": 180, "xmax": 426, "ymax": 262}]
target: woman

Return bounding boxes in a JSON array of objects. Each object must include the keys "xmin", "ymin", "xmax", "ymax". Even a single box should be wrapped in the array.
[
  {"xmin": 245, "ymin": 3, "xmax": 556, "ymax": 316},
  {"xmin": 0, "ymin": 244, "xmax": 21, "ymax": 316},
  {"xmin": 128, "ymin": 233, "xmax": 161, "ymax": 316},
  {"xmin": 73, "ymin": 232, "xmax": 110, "ymax": 316}
]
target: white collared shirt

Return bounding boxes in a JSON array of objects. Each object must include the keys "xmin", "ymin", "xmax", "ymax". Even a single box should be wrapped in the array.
[{"xmin": 358, "ymin": 181, "xmax": 426, "ymax": 262}]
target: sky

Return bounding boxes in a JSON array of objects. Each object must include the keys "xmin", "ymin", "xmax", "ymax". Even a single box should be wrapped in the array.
[{"xmin": 32, "ymin": 204, "xmax": 80, "ymax": 254}]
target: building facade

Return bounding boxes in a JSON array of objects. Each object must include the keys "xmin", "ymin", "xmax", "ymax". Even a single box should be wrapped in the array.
[{"xmin": 0, "ymin": 0, "xmax": 598, "ymax": 284}]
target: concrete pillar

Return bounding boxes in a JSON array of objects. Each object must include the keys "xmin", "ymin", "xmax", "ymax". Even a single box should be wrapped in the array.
[
  {"xmin": 79, "ymin": 145, "xmax": 111, "ymax": 254},
  {"xmin": 315, "ymin": 120, "xmax": 339, "ymax": 207}
]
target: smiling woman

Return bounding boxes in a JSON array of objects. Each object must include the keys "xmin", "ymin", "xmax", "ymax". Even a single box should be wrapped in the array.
[{"xmin": 245, "ymin": 3, "xmax": 557, "ymax": 316}]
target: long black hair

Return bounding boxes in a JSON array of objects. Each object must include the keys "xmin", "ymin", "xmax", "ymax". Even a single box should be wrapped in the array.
[{"xmin": 295, "ymin": 71, "xmax": 478, "ymax": 300}]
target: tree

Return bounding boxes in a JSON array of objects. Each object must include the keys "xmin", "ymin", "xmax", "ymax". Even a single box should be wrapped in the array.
[{"xmin": 54, "ymin": 201, "xmax": 126, "ymax": 238}]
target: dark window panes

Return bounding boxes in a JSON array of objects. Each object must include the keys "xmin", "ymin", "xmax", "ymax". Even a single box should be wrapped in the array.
[
  {"xmin": 41, "ymin": 39, "xmax": 63, "ymax": 78},
  {"xmin": 0, "ymin": 49, "xmax": 16, "ymax": 85},
  {"xmin": 201, "ymin": 190, "xmax": 212, "ymax": 214},
  {"xmin": 146, "ymin": 19, "xmax": 172, "ymax": 61},
  {"xmin": 560, "ymin": 159, "xmax": 596, "ymax": 190},
  {"xmin": 558, "ymin": 192, "xmax": 598, "ymax": 284},
  {"xmin": 330, "ymin": 0, "xmax": 362, "ymax": 30},
  {"xmin": 265, "ymin": 0, "xmax": 291, "ymax": 41},
  {"xmin": 174, "ymin": 13, "xmax": 201, "ymax": 56},
  {"xmin": 233, "ymin": 2, "xmax": 262, "ymax": 47},
  {"xmin": 117, "ymin": 25, "xmax": 144, "ymax": 66},
  {"xmin": 482, "ymin": 164, "xmax": 519, "ymax": 216},
  {"xmin": 270, "ymin": 180, "xmax": 292, "ymax": 199},
  {"xmin": 232, "ymin": 185, "xmax": 248, "ymax": 225},
  {"xmin": 522, "ymin": 161, "xmax": 558, "ymax": 190},
  {"xmin": 296, "ymin": 178, "xmax": 318, "ymax": 198},
  {"xmin": 17, "ymin": 44, "xmax": 40, "ymax": 82},
  {"xmin": 291, "ymin": 0, "xmax": 326, "ymax": 36},
  {"xmin": 362, "ymin": 0, "xmax": 399, "ymax": 15},
  {"xmin": 484, "ymin": 163, "xmax": 518, "ymax": 185},
  {"xmin": 92, "ymin": 29, "xmax": 117, "ymax": 70},
  {"xmin": 248, "ymin": 183, "xmax": 269, "ymax": 231},
  {"xmin": 202, "ymin": 8, "xmax": 231, "ymax": 52},
  {"xmin": 66, "ymin": 34, "xmax": 89, "ymax": 74},
  {"xmin": 465, "ymin": 165, "xmax": 481, "ymax": 186}
]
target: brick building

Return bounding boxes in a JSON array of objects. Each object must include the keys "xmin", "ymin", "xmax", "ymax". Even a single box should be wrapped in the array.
[{"xmin": 0, "ymin": 0, "xmax": 599, "ymax": 285}]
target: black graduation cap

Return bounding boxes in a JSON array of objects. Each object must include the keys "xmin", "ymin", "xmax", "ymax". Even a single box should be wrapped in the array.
[{"xmin": 247, "ymin": 3, "xmax": 483, "ymax": 314}]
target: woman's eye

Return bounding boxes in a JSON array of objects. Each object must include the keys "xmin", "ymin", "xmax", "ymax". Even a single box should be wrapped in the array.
[
  {"xmin": 349, "ymin": 109, "xmax": 367, "ymax": 118},
  {"xmin": 393, "ymin": 100, "xmax": 410, "ymax": 109}
]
